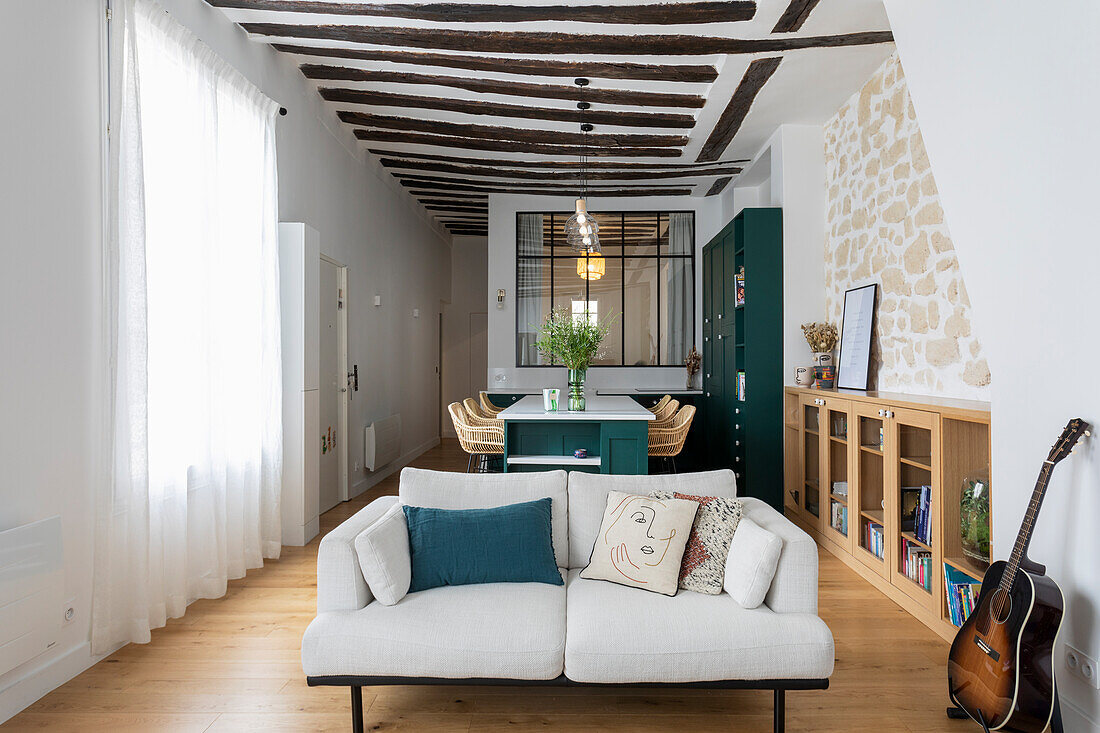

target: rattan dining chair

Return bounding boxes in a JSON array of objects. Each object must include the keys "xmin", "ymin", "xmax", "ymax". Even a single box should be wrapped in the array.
[
  {"xmin": 648, "ymin": 404, "xmax": 697, "ymax": 474},
  {"xmin": 646, "ymin": 394, "xmax": 672, "ymax": 415},
  {"xmin": 651, "ymin": 398, "xmax": 680, "ymax": 427},
  {"xmin": 448, "ymin": 401, "xmax": 504, "ymax": 473},
  {"xmin": 463, "ymin": 397, "xmax": 501, "ymax": 425},
  {"xmin": 479, "ymin": 391, "xmax": 504, "ymax": 417}
]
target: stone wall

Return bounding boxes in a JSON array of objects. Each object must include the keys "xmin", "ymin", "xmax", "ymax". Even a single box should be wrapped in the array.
[{"xmin": 823, "ymin": 52, "xmax": 990, "ymax": 398}]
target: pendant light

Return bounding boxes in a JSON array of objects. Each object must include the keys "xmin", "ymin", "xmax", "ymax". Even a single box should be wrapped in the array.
[
  {"xmin": 577, "ymin": 251, "xmax": 605, "ymax": 280},
  {"xmin": 564, "ymin": 79, "xmax": 600, "ymax": 254}
]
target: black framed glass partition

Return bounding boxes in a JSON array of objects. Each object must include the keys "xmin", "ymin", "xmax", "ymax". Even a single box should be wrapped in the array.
[{"xmin": 516, "ymin": 211, "xmax": 695, "ymax": 367}]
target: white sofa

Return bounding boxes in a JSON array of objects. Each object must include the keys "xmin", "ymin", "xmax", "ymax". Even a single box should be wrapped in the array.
[{"xmin": 302, "ymin": 468, "xmax": 834, "ymax": 733}]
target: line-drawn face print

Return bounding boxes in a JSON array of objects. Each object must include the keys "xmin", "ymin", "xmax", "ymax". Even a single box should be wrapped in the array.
[{"xmin": 602, "ymin": 495, "xmax": 678, "ymax": 583}]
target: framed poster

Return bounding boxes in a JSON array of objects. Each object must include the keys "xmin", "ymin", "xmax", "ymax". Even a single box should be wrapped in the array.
[{"xmin": 837, "ymin": 283, "xmax": 878, "ymax": 390}]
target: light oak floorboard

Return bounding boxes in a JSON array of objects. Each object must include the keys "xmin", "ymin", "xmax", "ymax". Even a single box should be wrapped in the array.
[{"xmin": 1, "ymin": 439, "xmax": 970, "ymax": 732}]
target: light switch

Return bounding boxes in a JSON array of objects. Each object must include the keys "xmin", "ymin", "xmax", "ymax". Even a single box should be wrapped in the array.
[
  {"xmin": 413, "ymin": 308, "xmax": 420, "ymax": 318},
  {"xmin": 373, "ymin": 295, "xmax": 381, "ymax": 307}
]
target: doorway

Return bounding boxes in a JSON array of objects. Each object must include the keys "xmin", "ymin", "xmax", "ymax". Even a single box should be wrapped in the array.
[{"xmin": 319, "ymin": 255, "xmax": 348, "ymax": 513}]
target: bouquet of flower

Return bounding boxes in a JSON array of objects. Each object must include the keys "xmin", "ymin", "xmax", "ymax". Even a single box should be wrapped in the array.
[
  {"xmin": 801, "ymin": 322, "xmax": 838, "ymax": 353},
  {"xmin": 534, "ymin": 306, "xmax": 614, "ymax": 370}
]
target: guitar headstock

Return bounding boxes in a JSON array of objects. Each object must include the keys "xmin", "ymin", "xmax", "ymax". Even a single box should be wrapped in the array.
[{"xmin": 1048, "ymin": 418, "xmax": 1092, "ymax": 464}]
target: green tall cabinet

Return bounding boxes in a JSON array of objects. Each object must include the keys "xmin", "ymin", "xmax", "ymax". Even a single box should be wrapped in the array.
[{"xmin": 702, "ymin": 208, "xmax": 783, "ymax": 509}]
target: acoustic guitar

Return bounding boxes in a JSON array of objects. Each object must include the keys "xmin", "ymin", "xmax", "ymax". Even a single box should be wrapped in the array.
[{"xmin": 947, "ymin": 418, "xmax": 1090, "ymax": 732}]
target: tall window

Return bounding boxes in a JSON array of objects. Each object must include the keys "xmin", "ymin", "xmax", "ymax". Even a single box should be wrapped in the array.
[
  {"xmin": 95, "ymin": 0, "xmax": 281, "ymax": 653},
  {"xmin": 516, "ymin": 212, "xmax": 695, "ymax": 367}
]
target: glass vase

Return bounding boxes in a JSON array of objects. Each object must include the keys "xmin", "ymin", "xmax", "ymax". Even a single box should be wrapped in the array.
[
  {"xmin": 959, "ymin": 468, "xmax": 991, "ymax": 567},
  {"xmin": 568, "ymin": 368, "xmax": 586, "ymax": 411}
]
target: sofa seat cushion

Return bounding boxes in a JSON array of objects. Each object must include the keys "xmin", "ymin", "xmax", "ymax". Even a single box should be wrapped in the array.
[
  {"xmin": 563, "ymin": 570, "xmax": 834, "ymax": 683},
  {"xmin": 302, "ymin": 577, "xmax": 566, "ymax": 681}
]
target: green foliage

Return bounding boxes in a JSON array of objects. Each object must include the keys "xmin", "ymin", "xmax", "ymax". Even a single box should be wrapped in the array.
[{"xmin": 533, "ymin": 306, "xmax": 615, "ymax": 371}]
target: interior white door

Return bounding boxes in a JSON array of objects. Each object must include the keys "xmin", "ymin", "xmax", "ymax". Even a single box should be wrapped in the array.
[{"xmin": 318, "ymin": 258, "xmax": 342, "ymax": 514}]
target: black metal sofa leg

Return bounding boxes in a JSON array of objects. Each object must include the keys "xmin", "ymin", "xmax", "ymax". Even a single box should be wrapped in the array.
[
  {"xmin": 351, "ymin": 685, "xmax": 364, "ymax": 733},
  {"xmin": 773, "ymin": 689, "xmax": 785, "ymax": 733}
]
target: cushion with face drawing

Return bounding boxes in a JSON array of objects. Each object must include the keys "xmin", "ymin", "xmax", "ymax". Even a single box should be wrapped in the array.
[{"xmin": 579, "ymin": 490, "xmax": 699, "ymax": 596}]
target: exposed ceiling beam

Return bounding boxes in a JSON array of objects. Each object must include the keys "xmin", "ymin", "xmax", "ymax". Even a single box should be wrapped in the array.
[
  {"xmin": 273, "ymin": 44, "xmax": 718, "ymax": 83},
  {"xmin": 303, "ymin": 66, "xmax": 706, "ymax": 108},
  {"xmin": 771, "ymin": 0, "xmax": 822, "ymax": 32},
  {"xmin": 320, "ymin": 88, "xmax": 695, "ymax": 129},
  {"xmin": 242, "ymin": 24, "xmax": 894, "ymax": 56},
  {"xmin": 337, "ymin": 111, "xmax": 687, "ymax": 147},
  {"xmin": 697, "ymin": 56, "xmax": 782, "ymax": 162},
  {"xmin": 354, "ymin": 129, "xmax": 682, "ymax": 157},
  {"xmin": 425, "ymin": 204, "xmax": 488, "ymax": 212},
  {"xmin": 396, "ymin": 172, "xmax": 695, "ymax": 190},
  {"xmin": 381, "ymin": 158, "xmax": 740, "ymax": 181},
  {"xmin": 370, "ymin": 149, "xmax": 749, "ymax": 169},
  {"xmin": 211, "ymin": 0, "xmax": 755, "ymax": 24},
  {"xmin": 400, "ymin": 180, "xmax": 692, "ymax": 196},
  {"xmin": 704, "ymin": 176, "xmax": 733, "ymax": 196},
  {"xmin": 411, "ymin": 192, "xmax": 488, "ymax": 201}
]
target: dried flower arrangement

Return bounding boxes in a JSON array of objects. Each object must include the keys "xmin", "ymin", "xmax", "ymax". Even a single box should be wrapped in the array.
[
  {"xmin": 801, "ymin": 322, "xmax": 838, "ymax": 353},
  {"xmin": 685, "ymin": 346, "xmax": 701, "ymax": 388}
]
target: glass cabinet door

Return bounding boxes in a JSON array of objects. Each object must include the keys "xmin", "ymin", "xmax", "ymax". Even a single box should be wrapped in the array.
[
  {"xmin": 822, "ymin": 398, "xmax": 853, "ymax": 552},
  {"xmin": 799, "ymin": 396, "xmax": 822, "ymax": 521},
  {"xmin": 853, "ymin": 402, "xmax": 890, "ymax": 579},
  {"xmin": 889, "ymin": 407, "xmax": 940, "ymax": 610}
]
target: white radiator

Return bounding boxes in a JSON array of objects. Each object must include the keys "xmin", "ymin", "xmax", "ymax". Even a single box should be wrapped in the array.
[
  {"xmin": 364, "ymin": 414, "xmax": 402, "ymax": 471},
  {"xmin": 0, "ymin": 516, "xmax": 63, "ymax": 677}
]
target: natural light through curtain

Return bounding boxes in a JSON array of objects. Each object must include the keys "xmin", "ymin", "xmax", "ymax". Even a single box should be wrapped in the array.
[{"xmin": 94, "ymin": 0, "xmax": 281, "ymax": 653}]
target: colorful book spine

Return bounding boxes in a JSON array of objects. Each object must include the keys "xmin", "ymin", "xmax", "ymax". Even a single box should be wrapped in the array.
[{"xmin": 943, "ymin": 563, "xmax": 982, "ymax": 626}]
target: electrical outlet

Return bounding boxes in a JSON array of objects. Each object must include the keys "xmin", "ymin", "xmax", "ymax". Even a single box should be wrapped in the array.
[
  {"xmin": 1065, "ymin": 644, "xmax": 1100, "ymax": 689},
  {"xmin": 61, "ymin": 598, "xmax": 76, "ymax": 626}
]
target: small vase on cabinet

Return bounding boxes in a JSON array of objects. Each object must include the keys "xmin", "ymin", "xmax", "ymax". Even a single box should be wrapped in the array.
[{"xmin": 568, "ymin": 368, "xmax": 587, "ymax": 411}]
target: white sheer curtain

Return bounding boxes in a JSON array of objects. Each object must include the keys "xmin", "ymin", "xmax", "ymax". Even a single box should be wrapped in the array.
[
  {"xmin": 664, "ymin": 213, "xmax": 695, "ymax": 364},
  {"xmin": 94, "ymin": 0, "xmax": 282, "ymax": 653}
]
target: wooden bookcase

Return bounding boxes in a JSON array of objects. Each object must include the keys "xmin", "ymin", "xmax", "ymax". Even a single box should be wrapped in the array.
[{"xmin": 783, "ymin": 386, "xmax": 991, "ymax": 642}]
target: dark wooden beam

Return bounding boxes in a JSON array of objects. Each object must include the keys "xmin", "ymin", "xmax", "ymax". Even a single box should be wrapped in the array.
[
  {"xmin": 242, "ymin": 24, "xmax": 894, "ymax": 56},
  {"xmin": 338, "ymin": 111, "xmax": 687, "ymax": 147},
  {"xmin": 211, "ymin": 0, "xmax": 755, "ymax": 24},
  {"xmin": 354, "ymin": 129, "xmax": 682, "ymax": 157},
  {"xmin": 411, "ymin": 192, "xmax": 487, "ymax": 201},
  {"xmin": 303, "ymin": 66, "xmax": 705, "ymax": 108},
  {"xmin": 320, "ymin": 88, "xmax": 695, "ymax": 129},
  {"xmin": 396, "ymin": 172, "xmax": 694, "ymax": 190},
  {"xmin": 273, "ymin": 44, "xmax": 718, "ymax": 83},
  {"xmin": 402, "ymin": 180, "xmax": 692, "ymax": 196},
  {"xmin": 370, "ymin": 149, "xmax": 750, "ymax": 169},
  {"xmin": 771, "ymin": 0, "xmax": 821, "ymax": 32},
  {"xmin": 697, "ymin": 57, "xmax": 782, "ymax": 162},
  {"xmin": 425, "ymin": 204, "xmax": 489, "ymax": 213},
  {"xmin": 381, "ymin": 157, "xmax": 739, "ymax": 181},
  {"xmin": 704, "ymin": 176, "xmax": 733, "ymax": 196}
]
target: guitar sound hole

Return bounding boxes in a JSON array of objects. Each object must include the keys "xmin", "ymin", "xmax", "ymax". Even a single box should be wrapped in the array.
[{"xmin": 989, "ymin": 588, "xmax": 1012, "ymax": 624}]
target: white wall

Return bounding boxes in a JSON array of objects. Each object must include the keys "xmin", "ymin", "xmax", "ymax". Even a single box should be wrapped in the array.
[
  {"xmin": 486, "ymin": 193, "xmax": 723, "ymax": 393},
  {"xmin": 0, "ymin": 0, "xmax": 450, "ymax": 721},
  {"xmin": 885, "ymin": 2, "xmax": 1100, "ymax": 728},
  {"xmin": 721, "ymin": 125, "xmax": 826, "ymax": 380},
  {"xmin": 442, "ymin": 236, "xmax": 489, "ymax": 436},
  {"xmin": 0, "ymin": 1, "xmax": 106, "ymax": 718}
]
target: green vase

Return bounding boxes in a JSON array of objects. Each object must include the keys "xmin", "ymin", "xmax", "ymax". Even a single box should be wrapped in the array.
[{"xmin": 568, "ymin": 368, "xmax": 587, "ymax": 411}]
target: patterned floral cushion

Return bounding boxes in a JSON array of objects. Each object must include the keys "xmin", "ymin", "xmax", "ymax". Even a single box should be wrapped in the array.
[{"xmin": 650, "ymin": 491, "xmax": 743, "ymax": 595}]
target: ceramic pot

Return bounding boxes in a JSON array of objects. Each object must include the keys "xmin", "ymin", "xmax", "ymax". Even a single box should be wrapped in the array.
[
  {"xmin": 813, "ymin": 351, "xmax": 834, "ymax": 368},
  {"xmin": 794, "ymin": 366, "xmax": 814, "ymax": 386}
]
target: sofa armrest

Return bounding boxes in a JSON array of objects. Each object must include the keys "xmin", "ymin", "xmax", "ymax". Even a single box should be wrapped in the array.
[
  {"xmin": 740, "ymin": 498, "xmax": 818, "ymax": 615},
  {"xmin": 317, "ymin": 495, "xmax": 399, "ymax": 613}
]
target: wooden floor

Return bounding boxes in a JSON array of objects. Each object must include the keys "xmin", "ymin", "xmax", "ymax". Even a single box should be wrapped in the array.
[{"xmin": 3, "ymin": 440, "xmax": 970, "ymax": 732}]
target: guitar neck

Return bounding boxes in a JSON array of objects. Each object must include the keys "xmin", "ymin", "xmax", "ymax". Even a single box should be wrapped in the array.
[{"xmin": 1001, "ymin": 464, "xmax": 1053, "ymax": 589}]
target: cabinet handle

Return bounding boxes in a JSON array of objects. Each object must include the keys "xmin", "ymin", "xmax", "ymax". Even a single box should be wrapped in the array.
[
  {"xmin": 705, "ymin": 317, "xmax": 710, "ymax": 324},
  {"xmin": 735, "ymin": 408, "xmax": 740, "ymax": 414},
  {"xmin": 718, "ymin": 314, "xmax": 723, "ymax": 320},
  {"xmin": 735, "ymin": 440, "xmax": 740, "ymax": 446},
  {"xmin": 885, "ymin": 410, "xmax": 894, "ymax": 419},
  {"xmin": 706, "ymin": 373, "xmax": 711, "ymax": 379},
  {"xmin": 705, "ymin": 337, "xmax": 709, "ymax": 342},
  {"xmin": 706, "ymin": 392, "xmax": 711, "ymax": 397},
  {"xmin": 877, "ymin": 408, "xmax": 885, "ymax": 417},
  {"xmin": 735, "ymin": 456, "xmax": 741, "ymax": 462},
  {"xmin": 718, "ymin": 334, "xmax": 723, "ymax": 340},
  {"xmin": 735, "ymin": 423, "xmax": 741, "ymax": 429}
]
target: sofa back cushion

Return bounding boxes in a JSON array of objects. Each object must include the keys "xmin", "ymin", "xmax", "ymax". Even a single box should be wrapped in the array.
[
  {"xmin": 566, "ymin": 470, "xmax": 737, "ymax": 569},
  {"xmin": 399, "ymin": 467, "xmax": 569, "ymax": 568}
]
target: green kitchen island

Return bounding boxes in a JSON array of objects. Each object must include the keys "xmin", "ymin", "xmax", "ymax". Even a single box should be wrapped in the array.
[{"xmin": 497, "ymin": 395, "xmax": 655, "ymax": 475}]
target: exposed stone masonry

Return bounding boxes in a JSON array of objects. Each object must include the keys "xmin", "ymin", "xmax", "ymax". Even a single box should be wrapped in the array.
[{"xmin": 823, "ymin": 52, "xmax": 990, "ymax": 398}]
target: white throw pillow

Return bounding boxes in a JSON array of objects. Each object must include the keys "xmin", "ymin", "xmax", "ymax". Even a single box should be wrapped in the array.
[
  {"xmin": 354, "ymin": 501, "xmax": 411, "ymax": 606},
  {"xmin": 723, "ymin": 517, "xmax": 781, "ymax": 608},
  {"xmin": 580, "ymin": 491, "xmax": 698, "ymax": 596}
]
